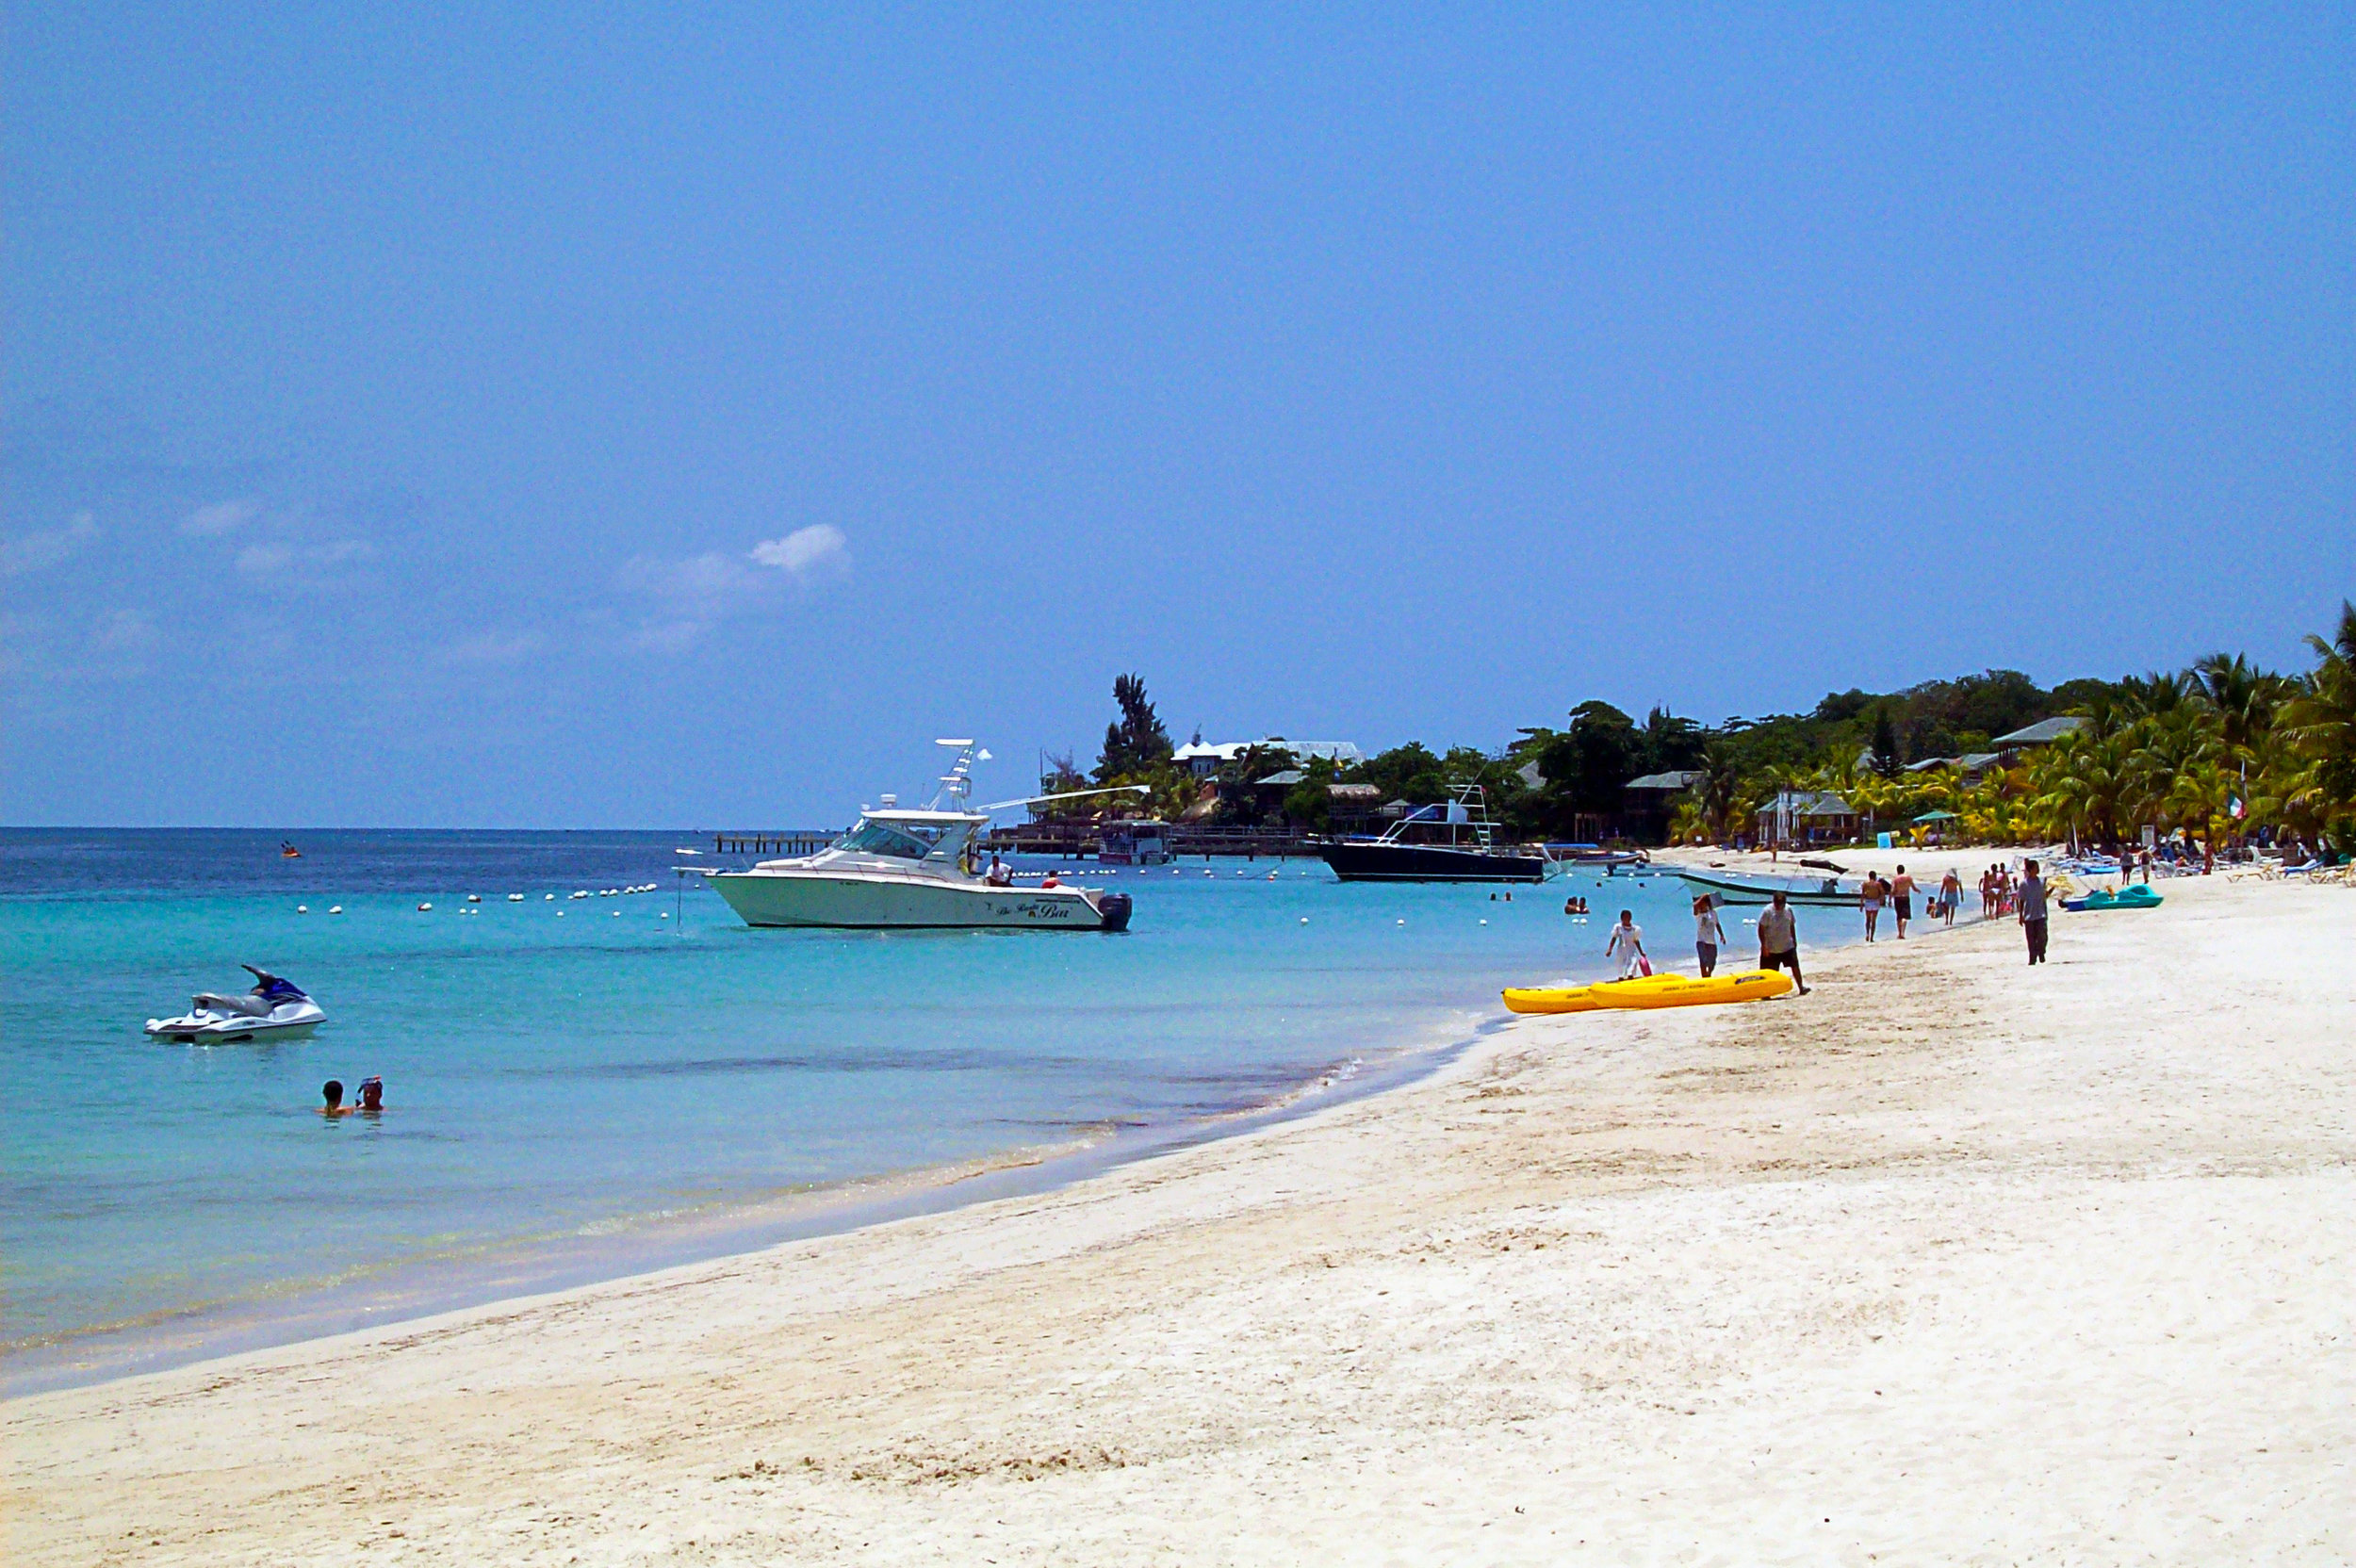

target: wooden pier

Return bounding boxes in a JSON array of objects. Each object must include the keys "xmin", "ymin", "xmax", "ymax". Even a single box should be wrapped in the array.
[
  {"xmin": 982, "ymin": 823, "xmax": 1322, "ymax": 859},
  {"xmin": 709, "ymin": 829, "xmax": 843, "ymax": 858},
  {"xmin": 709, "ymin": 824, "xmax": 1331, "ymax": 861}
]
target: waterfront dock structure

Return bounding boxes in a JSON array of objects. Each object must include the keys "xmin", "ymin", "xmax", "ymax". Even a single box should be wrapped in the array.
[
  {"xmin": 989, "ymin": 822, "xmax": 1321, "ymax": 858},
  {"xmin": 709, "ymin": 825, "xmax": 1323, "ymax": 859},
  {"xmin": 709, "ymin": 829, "xmax": 843, "ymax": 858}
]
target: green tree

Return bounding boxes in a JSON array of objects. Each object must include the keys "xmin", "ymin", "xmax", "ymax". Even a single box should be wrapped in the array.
[
  {"xmin": 1095, "ymin": 673, "xmax": 1173, "ymax": 783},
  {"xmin": 1870, "ymin": 709, "xmax": 1901, "ymax": 776},
  {"xmin": 1357, "ymin": 742, "xmax": 1450, "ymax": 805},
  {"xmin": 1282, "ymin": 756, "xmax": 1339, "ymax": 833},
  {"xmin": 2193, "ymin": 651, "xmax": 2284, "ymax": 756},
  {"xmin": 2279, "ymin": 600, "xmax": 2356, "ymax": 841}
]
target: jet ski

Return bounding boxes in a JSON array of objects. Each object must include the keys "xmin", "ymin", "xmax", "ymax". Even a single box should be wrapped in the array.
[{"xmin": 146, "ymin": 965, "xmax": 326, "ymax": 1043}]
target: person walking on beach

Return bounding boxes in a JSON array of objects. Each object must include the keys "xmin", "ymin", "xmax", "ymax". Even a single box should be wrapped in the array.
[
  {"xmin": 1606, "ymin": 909, "xmax": 1647, "ymax": 978},
  {"xmin": 1890, "ymin": 864, "xmax": 1917, "ymax": 939},
  {"xmin": 1939, "ymin": 867, "xmax": 1963, "ymax": 927},
  {"xmin": 1757, "ymin": 891, "xmax": 1808, "ymax": 994},
  {"xmin": 1693, "ymin": 895, "xmax": 1726, "ymax": 978},
  {"xmin": 2019, "ymin": 858, "xmax": 2050, "ymax": 965},
  {"xmin": 1860, "ymin": 872, "xmax": 1886, "ymax": 941}
]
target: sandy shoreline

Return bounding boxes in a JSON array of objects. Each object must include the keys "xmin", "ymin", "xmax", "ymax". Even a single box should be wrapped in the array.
[
  {"xmin": 3, "ymin": 987, "xmax": 1487, "ymax": 1399},
  {"xmin": 8, "ymin": 870, "xmax": 2352, "ymax": 1562}
]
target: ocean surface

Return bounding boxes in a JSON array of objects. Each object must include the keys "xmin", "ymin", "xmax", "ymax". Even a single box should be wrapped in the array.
[{"xmin": 0, "ymin": 828, "xmax": 1811, "ymax": 1389}]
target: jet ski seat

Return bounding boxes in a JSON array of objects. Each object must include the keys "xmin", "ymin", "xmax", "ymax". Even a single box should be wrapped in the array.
[{"xmin": 192, "ymin": 991, "xmax": 275, "ymax": 1017}]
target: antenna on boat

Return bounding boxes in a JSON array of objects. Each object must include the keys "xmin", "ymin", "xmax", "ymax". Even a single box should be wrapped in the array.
[{"xmin": 926, "ymin": 738, "xmax": 988, "ymax": 811}]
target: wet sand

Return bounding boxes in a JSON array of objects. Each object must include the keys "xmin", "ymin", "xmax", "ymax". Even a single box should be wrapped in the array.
[{"xmin": 7, "ymin": 870, "xmax": 2351, "ymax": 1563}]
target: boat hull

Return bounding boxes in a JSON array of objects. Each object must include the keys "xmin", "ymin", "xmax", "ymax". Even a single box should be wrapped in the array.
[
  {"xmin": 1677, "ymin": 870, "xmax": 1857, "ymax": 906},
  {"xmin": 145, "ymin": 1004, "xmax": 326, "ymax": 1043},
  {"xmin": 706, "ymin": 869, "xmax": 1121, "ymax": 930},
  {"xmin": 1319, "ymin": 841, "xmax": 1547, "ymax": 883}
]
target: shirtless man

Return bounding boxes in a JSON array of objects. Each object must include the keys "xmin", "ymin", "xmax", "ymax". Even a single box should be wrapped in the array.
[
  {"xmin": 1860, "ymin": 872, "xmax": 1886, "ymax": 941},
  {"xmin": 1890, "ymin": 864, "xmax": 1917, "ymax": 939}
]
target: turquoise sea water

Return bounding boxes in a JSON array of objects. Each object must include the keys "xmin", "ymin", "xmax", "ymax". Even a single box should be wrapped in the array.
[{"xmin": 1, "ymin": 828, "xmax": 1790, "ymax": 1388}]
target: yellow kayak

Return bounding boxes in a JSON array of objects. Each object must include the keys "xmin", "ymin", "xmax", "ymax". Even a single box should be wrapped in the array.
[{"xmin": 1503, "ymin": 970, "xmax": 1793, "ymax": 1014}]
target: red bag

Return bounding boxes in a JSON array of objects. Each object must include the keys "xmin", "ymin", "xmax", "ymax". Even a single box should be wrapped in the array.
[{"xmin": 1637, "ymin": 956, "xmax": 1653, "ymax": 977}]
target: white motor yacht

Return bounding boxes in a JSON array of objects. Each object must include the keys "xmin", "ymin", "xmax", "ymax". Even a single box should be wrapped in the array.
[{"xmin": 705, "ymin": 741, "xmax": 1139, "ymax": 931}]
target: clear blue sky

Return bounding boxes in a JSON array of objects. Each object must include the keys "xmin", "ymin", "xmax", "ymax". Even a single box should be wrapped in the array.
[{"xmin": 6, "ymin": 5, "xmax": 2349, "ymax": 826}]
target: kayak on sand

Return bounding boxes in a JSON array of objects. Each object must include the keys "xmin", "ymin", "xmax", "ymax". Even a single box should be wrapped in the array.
[
  {"xmin": 1502, "ymin": 969, "xmax": 1794, "ymax": 1015},
  {"xmin": 2061, "ymin": 885, "xmax": 2163, "ymax": 912}
]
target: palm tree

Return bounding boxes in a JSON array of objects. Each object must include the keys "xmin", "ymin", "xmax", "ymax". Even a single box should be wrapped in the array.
[
  {"xmin": 2026, "ymin": 729, "xmax": 2125, "ymax": 844},
  {"xmin": 1692, "ymin": 744, "xmax": 1745, "ymax": 841},
  {"xmin": 2167, "ymin": 760, "xmax": 2240, "ymax": 874},
  {"xmin": 2193, "ymin": 651, "xmax": 2285, "ymax": 758},
  {"xmin": 2123, "ymin": 707, "xmax": 2222, "ymax": 831},
  {"xmin": 2279, "ymin": 600, "xmax": 2356, "ymax": 838},
  {"xmin": 2120, "ymin": 669, "xmax": 2194, "ymax": 718}
]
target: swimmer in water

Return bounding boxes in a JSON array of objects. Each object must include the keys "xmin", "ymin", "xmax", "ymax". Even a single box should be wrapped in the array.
[
  {"xmin": 355, "ymin": 1076, "xmax": 384, "ymax": 1113},
  {"xmin": 320, "ymin": 1079, "xmax": 353, "ymax": 1118}
]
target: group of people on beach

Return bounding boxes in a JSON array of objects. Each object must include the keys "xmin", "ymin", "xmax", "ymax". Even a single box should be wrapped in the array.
[
  {"xmin": 1595, "ymin": 893, "xmax": 1810, "ymax": 995},
  {"xmin": 1612, "ymin": 849, "xmax": 2057, "ymax": 999},
  {"xmin": 1856, "ymin": 865, "xmax": 1970, "ymax": 939},
  {"xmin": 1979, "ymin": 862, "xmax": 2030, "ymax": 919}
]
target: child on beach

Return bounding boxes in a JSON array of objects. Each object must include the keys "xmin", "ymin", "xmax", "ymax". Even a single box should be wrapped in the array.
[
  {"xmin": 1692, "ymin": 895, "xmax": 1726, "ymax": 978},
  {"xmin": 1606, "ymin": 910, "xmax": 1647, "ymax": 978}
]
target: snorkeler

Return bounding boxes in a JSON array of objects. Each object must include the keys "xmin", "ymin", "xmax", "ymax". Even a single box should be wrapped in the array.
[{"xmin": 320, "ymin": 1077, "xmax": 384, "ymax": 1117}]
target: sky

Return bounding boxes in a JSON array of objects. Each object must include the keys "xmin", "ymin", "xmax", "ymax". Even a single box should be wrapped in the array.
[{"xmin": 5, "ymin": 4, "xmax": 2349, "ymax": 826}]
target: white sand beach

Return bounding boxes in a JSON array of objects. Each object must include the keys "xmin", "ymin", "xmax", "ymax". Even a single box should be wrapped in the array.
[{"xmin": 8, "ymin": 871, "xmax": 2352, "ymax": 1564}]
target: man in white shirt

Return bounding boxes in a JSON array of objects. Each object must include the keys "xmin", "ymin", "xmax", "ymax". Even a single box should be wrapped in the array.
[{"xmin": 1756, "ymin": 891, "xmax": 1808, "ymax": 994}]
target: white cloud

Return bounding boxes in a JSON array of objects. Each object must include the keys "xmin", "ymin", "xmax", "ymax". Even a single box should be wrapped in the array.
[
  {"xmin": 620, "ymin": 549, "xmax": 756, "ymax": 608},
  {"xmin": 0, "ymin": 605, "xmax": 157, "ymax": 684},
  {"xmin": 90, "ymin": 607, "xmax": 157, "ymax": 656},
  {"xmin": 749, "ymin": 524, "xmax": 848, "ymax": 578},
  {"xmin": 235, "ymin": 539, "xmax": 372, "ymax": 579},
  {"xmin": 0, "ymin": 512, "xmax": 98, "ymax": 576},
  {"xmin": 614, "ymin": 551, "xmax": 758, "ymax": 652},
  {"xmin": 182, "ymin": 498, "xmax": 259, "ymax": 535},
  {"xmin": 615, "ymin": 532, "xmax": 847, "ymax": 654}
]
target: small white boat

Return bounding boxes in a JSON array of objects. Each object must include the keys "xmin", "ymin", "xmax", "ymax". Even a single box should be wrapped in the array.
[
  {"xmin": 1676, "ymin": 869, "xmax": 1859, "ymax": 906},
  {"xmin": 147, "ymin": 966, "xmax": 325, "ymax": 1043},
  {"xmin": 705, "ymin": 741, "xmax": 1139, "ymax": 932}
]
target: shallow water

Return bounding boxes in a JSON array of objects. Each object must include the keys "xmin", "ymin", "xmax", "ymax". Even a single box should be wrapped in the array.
[{"xmin": 1, "ymin": 828, "xmax": 1778, "ymax": 1380}]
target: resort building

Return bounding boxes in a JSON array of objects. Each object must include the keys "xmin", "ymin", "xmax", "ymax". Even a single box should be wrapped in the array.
[
  {"xmin": 1990, "ymin": 715, "xmax": 2087, "ymax": 758},
  {"xmin": 1754, "ymin": 789, "xmax": 1861, "ymax": 847},
  {"xmin": 1621, "ymin": 770, "xmax": 1709, "ymax": 842},
  {"xmin": 1904, "ymin": 751, "xmax": 2003, "ymax": 782},
  {"xmin": 1172, "ymin": 739, "xmax": 1364, "ymax": 778}
]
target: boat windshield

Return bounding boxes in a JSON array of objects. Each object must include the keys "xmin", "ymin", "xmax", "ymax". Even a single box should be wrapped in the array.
[{"xmin": 840, "ymin": 820, "xmax": 946, "ymax": 860}]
